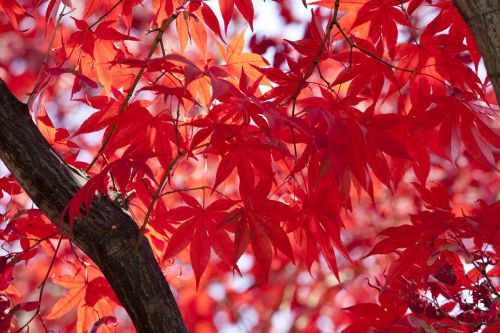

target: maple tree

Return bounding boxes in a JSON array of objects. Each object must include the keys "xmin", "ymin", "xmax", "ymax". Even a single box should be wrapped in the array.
[{"xmin": 0, "ymin": 0, "xmax": 498, "ymax": 332}]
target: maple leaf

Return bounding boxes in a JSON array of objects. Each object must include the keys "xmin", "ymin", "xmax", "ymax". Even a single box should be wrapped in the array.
[
  {"xmin": 293, "ymin": 96, "xmax": 377, "ymax": 197},
  {"xmin": 94, "ymin": 21, "xmax": 139, "ymax": 42},
  {"xmin": 74, "ymin": 97, "xmax": 184, "ymax": 166},
  {"xmin": 163, "ymin": 194, "xmax": 236, "ymax": 287},
  {"xmin": 44, "ymin": 67, "xmax": 98, "ymax": 97},
  {"xmin": 0, "ymin": 176, "xmax": 21, "ymax": 200},
  {"xmin": 177, "ymin": 12, "xmax": 208, "ymax": 57},
  {"xmin": 286, "ymin": 10, "xmax": 333, "ymax": 67},
  {"xmin": 200, "ymin": 3, "xmax": 224, "ymax": 42},
  {"xmin": 465, "ymin": 200, "xmax": 500, "ymax": 250},
  {"xmin": 0, "ymin": 0, "xmax": 28, "ymax": 30},
  {"xmin": 342, "ymin": 302, "xmax": 412, "ymax": 333},
  {"xmin": 216, "ymin": 29, "xmax": 269, "ymax": 84},
  {"xmin": 6, "ymin": 209, "xmax": 58, "ymax": 240},
  {"xmin": 62, "ymin": 148, "xmax": 157, "ymax": 226},
  {"xmin": 333, "ymin": 38, "xmax": 399, "ymax": 101},
  {"xmin": 209, "ymin": 69, "xmax": 268, "ymax": 128},
  {"xmin": 188, "ymin": 116, "xmax": 240, "ymax": 154},
  {"xmin": 223, "ymin": 179, "xmax": 296, "ymax": 278},
  {"xmin": 365, "ymin": 196, "xmax": 487, "ymax": 290},
  {"xmin": 407, "ymin": 0, "xmax": 433, "ymax": 15},
  {"xmin": 350, "ymin": 0, "xmax": 411, "ymax": 55},
  {"xmin": 68, "ymin": 20, "xmax": 138, "ymax": 92},
  {"xmin": 37, "ymin": 105, "xmax": 79, "ymax": 154},
  {"xmin": 219, "ymin": 0, "xmax": 254, "ymax": 32},
  {"xmin": 212, "ymin": 133, "xmax": 274, "ymax": 191},
  {"xmin": 292, "ymin": 150, "xmax": 353, "ymax": 278},
  {"xmin": 68, "ymin": 18, "xmax": 95, "ymax": 57},
  {"xmin": 46, "ymin": 265, "xmax": 118, "ymax": 333},
  {"xmin": 416, "ymin": 95, "xmax": 500, "ymax": 168},
  {"xmin": 393, "ymin": 21, "xmax": 481, "ymax": 103},
  {"xmin": 82, "ymin": 0, "xmax": 133, "ymax": 23}
]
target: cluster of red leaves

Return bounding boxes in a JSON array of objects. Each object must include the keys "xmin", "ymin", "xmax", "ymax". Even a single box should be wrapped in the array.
[
  {"xmin": 344, "ymin": 184, "xmax": 499, "ymax": 332},
  {"xmin": 0, "ymin": 0, "xmax": 498, "ymax": 332}
]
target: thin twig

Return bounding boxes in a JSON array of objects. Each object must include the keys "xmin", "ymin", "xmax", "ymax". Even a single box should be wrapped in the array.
[
  {"xmin": 288, "ymin": 0, "xmax": 341, "ymax": 160},
  {"xmin": 10, "ymin": 233, "xmax": 59, "ymax": 263},
  {"xmin": 28, "ymin": 6, "xmax": 68, "ymax": 108},
  {"xmin": 136, "ymin": 152, "xmax": 184, "ymax": 246},
  {"xmin": 158, "ymin": 186, "xmax": 207, "ymax": 198},
  {"xmin": 15, "ymin": 235, "xmax": 63, "ymax": 333},
  {"xmin": 86, "ymin": 7, "xmax": 186, "ymax": 172},
  {"xmin": 451, "ymin": 235, "xmax": 499, "ymax": 297},
  {"xmin": 335, "ymin": 23, "xmax": 416, "ymax": 74},
  {"xmin": 89, "ymin": 0, "xmax": 124, "ymax": 29}
]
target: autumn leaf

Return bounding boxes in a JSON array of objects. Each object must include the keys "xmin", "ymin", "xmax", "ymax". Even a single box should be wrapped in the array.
[
  {"xmin": 0, "ymin": 0, "xmax": 27, "ymax": 30},
  {"xmin": 163, "ymin": 195, "xmax": 237, "ymax": 287},
  {"xmin": 216, "ymin": 29, "xmax": 269, "ymax": 84}
]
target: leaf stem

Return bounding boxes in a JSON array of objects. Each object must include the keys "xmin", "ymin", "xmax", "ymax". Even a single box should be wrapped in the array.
[{"xmin": 136, "ymin": 152, "xmax": 184, "ymax": 246}]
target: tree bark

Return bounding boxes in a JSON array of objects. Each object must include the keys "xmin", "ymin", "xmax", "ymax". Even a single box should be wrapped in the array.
[
  {"xmin": 453, "ymin": 0, "xmax": 500, "ymax": 102},
  {"xmin": 0, "ymin": 79, "xmax": 187, "ymax": 332}
]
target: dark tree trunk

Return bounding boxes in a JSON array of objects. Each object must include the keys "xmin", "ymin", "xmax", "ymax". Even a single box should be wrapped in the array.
[
  {"xmin": 0, "ymin": 79, "xmax": 187, "ymax": 332},
  {"xmin": 453, "ymin": 0, "xmax": 500, "ymax": 102}
]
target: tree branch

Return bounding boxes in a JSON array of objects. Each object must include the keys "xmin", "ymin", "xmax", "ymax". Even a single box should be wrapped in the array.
[
  {"xmin": 453, "ymin": 0, "xmax": 500, "ymax": 103},
  {"xmin": 0, "ymin": 78, "xmax": 186, "ymax": 333}
]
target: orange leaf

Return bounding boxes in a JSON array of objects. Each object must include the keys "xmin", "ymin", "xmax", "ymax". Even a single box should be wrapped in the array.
[
  {"xmin": 216, "ymin": 29, "xmax": 269, "ymax": 84},
  {"xmin": 187, "ymin": 14, "xmax": 208, "ymax": 58},
  {"xmin": 45, "ymin": 285, "xmax": 85, "ymax": 320}
]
